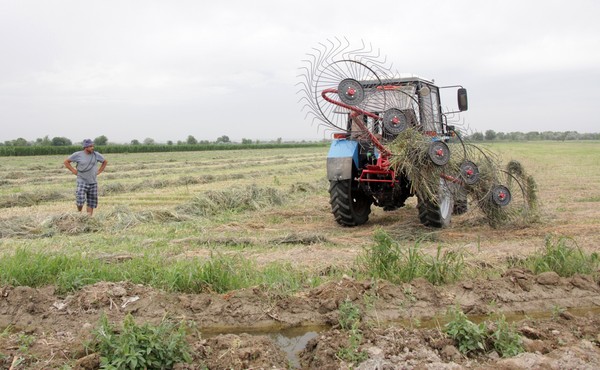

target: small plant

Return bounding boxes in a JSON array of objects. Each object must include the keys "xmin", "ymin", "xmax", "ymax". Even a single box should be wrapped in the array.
[
  {"xmin": 17, "ymin": 333, "xmax": 35, "ymax": 352},
  {"xmin": 336, "ymin": 300, "xmax": 368, "ymax": 364},
  {"xmin": 444, "ymin": 307, "xmax": 487, "ymax": 355},
  {"xmin": 551, "ymin": 304, "xmax": 565, "ymax": 320},
  {"xmin": 490, "ymin": 315, "xmax": 524, "ymax": 357},
  {"xmin": 93, "ymin": 314, "xmax": 192, "ymax": 369},
  {"xmin": 445, "ymin": 308, "xmax": 525, "ymax": 358}
]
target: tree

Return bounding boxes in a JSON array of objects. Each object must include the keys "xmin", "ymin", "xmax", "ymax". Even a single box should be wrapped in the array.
[
  {"xmin": 35, "ymin": 135, "xmax": 51, "ymax": 146},
  {"xmin": 470, "ymin": 132, "xmax": 484, "ymax": 141},
  {"xmin": 13, "ymin": 137, "xmax": 29, "ymax": 146},
  {"xmin": 131, "ymin": 139, "xmax": 140, "ymax": 145},
  {"xmin": 484, "ymin": 130, "xmax": 497, "ymax": 141},
  {"xmin": 51, "ymin": 137, "xmax": 72, "ymax": 146},
  {"xmin": 94, "ymin": 135, "xmax": 108, "ymax": 146},
  {"xmin": 167, "ymin": 140, "xmax": 173, "ymax": 145},
  {"xmin": 216, "ymin": 135, "xmax": 230, "ymax": 143},
  {"xmin": 186, "ymin": 135, "xmax": 198, "ymax": 145},
  {"xmin": 241, "ymin": 138, "xmax": 253, "ymax": 144},
  {"xmin": 143, "ymin": 137, "xmax": 155, "ymax": 145}
]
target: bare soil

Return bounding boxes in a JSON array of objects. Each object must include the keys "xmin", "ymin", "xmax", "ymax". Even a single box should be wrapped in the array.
[{"xmin": 2, "ymin": 269, "xmax": 600, "ymax": 369}]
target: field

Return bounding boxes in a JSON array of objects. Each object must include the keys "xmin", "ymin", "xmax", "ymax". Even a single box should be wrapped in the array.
[{"xmin": 1, "ymin": 141, "xmax": 600, "ymax": 369}]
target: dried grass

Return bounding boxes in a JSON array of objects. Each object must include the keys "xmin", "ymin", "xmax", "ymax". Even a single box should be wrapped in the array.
[
  {"xmin": 41, "ymin": 213, "xmax": 103, "ymax": 235},
  {"xmin": 0, "ymin": 191, "xmax": 66, "ymax": 209},
  {"xmin": 385, "ymin": 129, "xmax": 539, "ymax": 228},
  {"xmin": 178, "ymin": 184, "xmax": 285, "ymax": 216}
]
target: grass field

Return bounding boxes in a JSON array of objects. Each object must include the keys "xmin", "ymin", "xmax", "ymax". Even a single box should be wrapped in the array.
[
  {"xmin": 1, "ymin": 141, "xmax": 600, "ymax": 369},
  {"xmin": 1, "ymin": 141, "xmax": 599, "ymax": 292}
]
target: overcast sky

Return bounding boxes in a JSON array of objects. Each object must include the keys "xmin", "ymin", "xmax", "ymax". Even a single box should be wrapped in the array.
[{"xmin": 1, "ymin": 0, "xmax": 598, "ymax": 143}]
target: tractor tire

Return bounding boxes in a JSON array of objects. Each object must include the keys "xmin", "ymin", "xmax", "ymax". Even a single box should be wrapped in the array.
[
  {"xmin": 417, "ymin": 179, "xmax": 454, "ymax": 228},
  {"xmin": 452, "ymin": 184, "xmax": 468, "ymax": 215},
  {"xmin": 329, "ymin": 179, "xmax": 372, "ymax": 226}
]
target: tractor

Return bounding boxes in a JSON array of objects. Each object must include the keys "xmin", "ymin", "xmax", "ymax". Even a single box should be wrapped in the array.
[
  {"xmin": 325, "ymin": 75, "xmax": 469, "ymax": 228},
  {"xmin": 298, "ymin": 41, "xmax": 521, "ymax": 228}
]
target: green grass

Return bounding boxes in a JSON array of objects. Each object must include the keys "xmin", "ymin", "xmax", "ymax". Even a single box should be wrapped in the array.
[
  {"xmin": 0, "ymin": 143, "xmax": 599, "ymax": 297},
  {"xmin": 356, "ymin": 228, "xmax": 466, "ymax": 285},
  {"xmin": 511, "ymin": 235, "xmax": 599, "ymax": 277},
  {"xmin": 0, "ymin": 248, "xmax": 324, "ymax": 295}
]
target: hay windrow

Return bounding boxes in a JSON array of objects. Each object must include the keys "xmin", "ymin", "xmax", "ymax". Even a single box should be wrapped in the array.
[
  {"xmin": 178, "ymin": 184, "xmax": 285, "ymax": 216},
  {"xmin": 0, "ymin": 216, "xmax": 43, "ymax": 238},
  {"xmin": 41, "ymin": 213, "xmax": 103, "ymax": 235},
  {"xmin": 0, "ymin": 190, "xmax": 66, "ymax": 209}
]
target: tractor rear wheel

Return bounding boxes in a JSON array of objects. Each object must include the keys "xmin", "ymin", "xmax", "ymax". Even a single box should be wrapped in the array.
[
  {"xmin": 329, "ymin": 180, "xmax": 372, "ymax": 226},
  {"xmin": 417, "ymin": 179, "xmax": 454, "ymax": 228}
]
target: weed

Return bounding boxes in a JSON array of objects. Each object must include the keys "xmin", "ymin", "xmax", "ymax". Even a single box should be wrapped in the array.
[
  {"xmin": 358, "ymin": 229, "xmax": 465, "ymax": 285},
  {"xmin": 336, "ymin": 300, "xmax": 368, "ymax": 364},
  {"xmin": 551, "ymin": 305, "xmax": 565, "ymax": 320},
  {"xmin": 517, "ymin": 235, "xmax": 599, "ymax": 277},
  {"xmin": 490, "ymin": 315, "xmax": 524, "ymax": 357},
  {"xmin": 445, "ymin": 308, "xmax": 525, "ymax": 358},
  {"xmin": 93, "ymin": 313, "xmax": 192, "ymax": 369},
  {"xmin": 444, "ymin": 307, "xmax": 487, "ymax": 355},
  {"xmin": 17, "ymin": 333, "xmax": 35, "ymax": 352}
]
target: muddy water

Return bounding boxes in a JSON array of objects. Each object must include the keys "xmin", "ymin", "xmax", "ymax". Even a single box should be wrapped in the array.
[{"xmin": 202, "ymin": 306, "xmax": 600, "ymax": 368}]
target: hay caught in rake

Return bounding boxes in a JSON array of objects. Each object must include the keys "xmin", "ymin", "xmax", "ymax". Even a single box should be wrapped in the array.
[{"xmin": 385, "ymin": 129, "xmax": 539, "ymax": 228}]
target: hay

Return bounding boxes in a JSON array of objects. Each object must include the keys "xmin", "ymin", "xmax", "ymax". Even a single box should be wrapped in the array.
[
  {"xmin": 178, "ymin": 184, "xmax": 285, "ymax": 217},
  {"xmin": 384, "ymin": 129, "xmax": 539, "ymax": 228},
  {"xmin": 0, "ymin": 191, "xmax": 66, "ymax": 209},
  {"xmin": 42, "ymin": 213, "xmax": 103, "ymax": 235},
  {"xmin": 0, "ymin": 216, "xmax": 43, "ymax": 238}
]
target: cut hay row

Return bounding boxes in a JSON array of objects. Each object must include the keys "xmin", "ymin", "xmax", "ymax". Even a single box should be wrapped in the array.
[{"xmin": 0, "ymin": 181, "xmax": 323, "ymax": 239}]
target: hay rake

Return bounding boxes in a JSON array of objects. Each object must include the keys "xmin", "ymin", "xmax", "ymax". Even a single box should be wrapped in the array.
[{"xmin": 298, "ymin": 38, "xmax": 535, "ymax": 228}]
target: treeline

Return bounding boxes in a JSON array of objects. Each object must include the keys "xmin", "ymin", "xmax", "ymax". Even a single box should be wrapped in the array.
[
  {"xmin": 465, "ymin": 130, "xmax": 600, "ymax": 141},
  {"xmin": 0, "ymin": 142, "xmax": 328, "ymax": 157},
  {"xmin": 0, "ymin": 134, "xmax": 329, "ymax": 156}
]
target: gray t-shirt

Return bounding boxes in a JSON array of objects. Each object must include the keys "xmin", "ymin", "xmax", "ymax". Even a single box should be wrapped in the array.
[{"xmin": 67, "ymin": 150, "xmax": 106, "ymax": 185}]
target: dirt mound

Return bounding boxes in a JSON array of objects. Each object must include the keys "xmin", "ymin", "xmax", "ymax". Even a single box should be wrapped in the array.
[{"xmin": 1, "ymin": 274, "xmax": 600, "ymax": 369}]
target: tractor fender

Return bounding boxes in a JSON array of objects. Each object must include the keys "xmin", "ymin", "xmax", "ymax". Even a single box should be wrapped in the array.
[{"xmin": 326, "ymin": 140, "xmax": 359, "ymax": 181}]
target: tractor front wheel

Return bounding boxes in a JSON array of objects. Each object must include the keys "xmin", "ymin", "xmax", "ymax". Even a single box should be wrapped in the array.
[
  {"xmin": 329, "ymin": 180, "xmax": 372, "ymax": 226},
  {"xmin": 417, "ymin": 179, "xmax": 454, "ymax": 228}
]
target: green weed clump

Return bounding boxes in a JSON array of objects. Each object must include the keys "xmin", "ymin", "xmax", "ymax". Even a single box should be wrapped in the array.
[
  {"xmin": 357, "ymin": 228, "xmax": 465, "ymax": 285},
  {"xmin": 513, "ymin": 235, "xmax": 599, "ymax": 277},
  {"xmin": 336, "ymin": 300, "xmax": 368, "ymax": 364},
  {"xmin": 444, "ymin": 308, "xmax": 487, "ymax": 355},
  {"xmin": 93, "ymin": 314, "xmax": 191, "ymax": 369},
  {"xmin": 444, "ymin": 307, "xmax": 523, "ymax": 357}
]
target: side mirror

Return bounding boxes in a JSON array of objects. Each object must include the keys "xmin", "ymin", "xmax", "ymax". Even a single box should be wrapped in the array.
[{"xmin": 457, "ymin": 88, "xmax": 468, "ymax": 111}]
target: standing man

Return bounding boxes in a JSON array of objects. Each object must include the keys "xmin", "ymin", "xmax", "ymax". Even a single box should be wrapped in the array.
[{"xmin": 64, "ymin": 139, "xmax": 108, "ymax": 216}]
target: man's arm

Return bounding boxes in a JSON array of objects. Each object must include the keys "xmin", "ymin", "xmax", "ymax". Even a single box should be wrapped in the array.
[
  {"xmin": 64, "ymin": 158, "xmax": 77, "ymax": 175},
  {"xmin": 98, "ymin": 160, "xmax": 108, "ymax": 175}
]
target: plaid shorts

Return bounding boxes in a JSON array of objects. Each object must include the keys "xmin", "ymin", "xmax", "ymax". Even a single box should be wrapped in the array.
[{"xmin": 75, "ymin": 182, "xmax": 99, "ymax": 208}]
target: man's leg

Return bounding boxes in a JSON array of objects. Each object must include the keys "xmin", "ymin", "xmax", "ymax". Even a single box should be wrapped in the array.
[
  {"xmin": 76, "ymin": 183, "xmax": 86, "ymax": 212},
  {"xmin": 87, "ymin": 183, "xmax": 98, "ymax": 216}
]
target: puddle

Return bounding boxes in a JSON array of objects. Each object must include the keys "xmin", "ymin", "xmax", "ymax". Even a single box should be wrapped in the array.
[
  {"xmin": 199, "ymin": 306, "xmax": 600, "ymax": 368},
  {"xmin": 202, "ymin": 324, "xmax": 328, "ymax": 368},
  {"xmin": 267, "ymin": 326, "xmax": 325, "ymax": 368}
]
